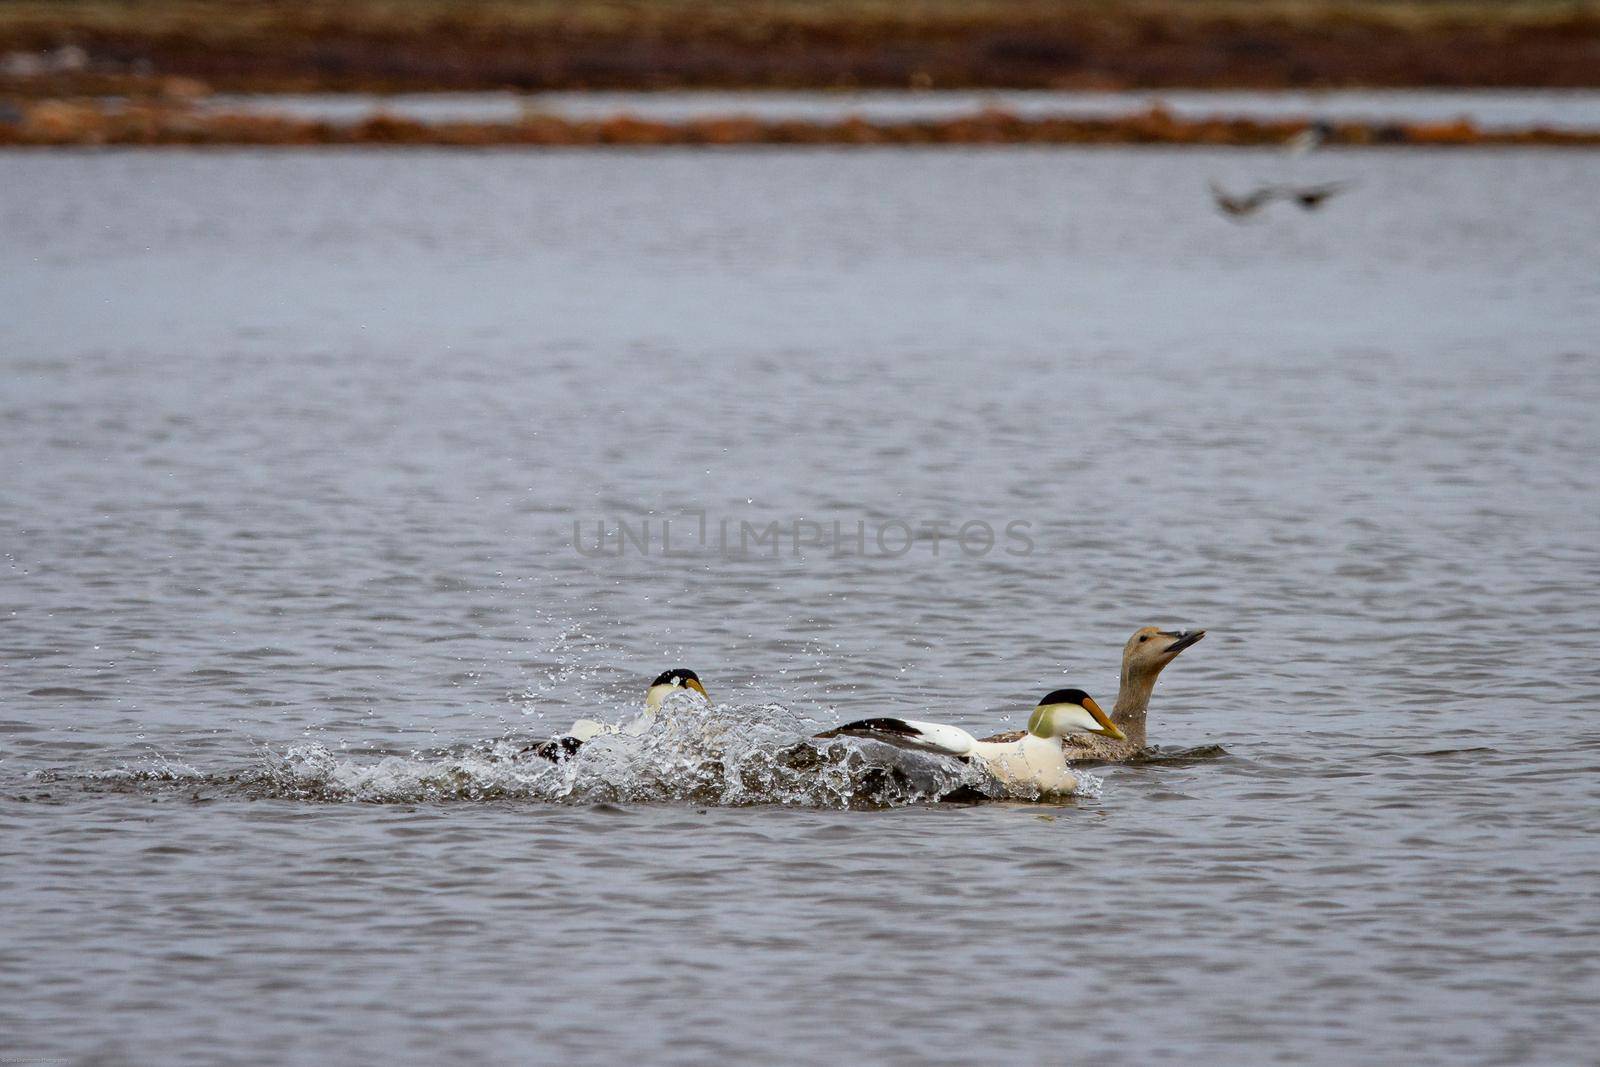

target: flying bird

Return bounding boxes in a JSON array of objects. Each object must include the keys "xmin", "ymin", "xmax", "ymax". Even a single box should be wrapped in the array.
[
  {"xmin": 1209, "ymin": 179, "xmax": 1356, "ymax": 219},
  {"xmin": 1208, "ymin": 180, "xmax": 1277, "ymax": 219}
]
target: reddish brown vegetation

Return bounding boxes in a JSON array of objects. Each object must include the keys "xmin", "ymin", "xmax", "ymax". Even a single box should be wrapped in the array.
[{"xmin": 4, "ymin": 100, "xmax": 1597, "ymax": 148}]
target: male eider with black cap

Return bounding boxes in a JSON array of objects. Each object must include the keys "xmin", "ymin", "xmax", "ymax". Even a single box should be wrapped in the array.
[
  {"xmin": 979, "ymin": 627, "xmax": 1205, "ymax": 760},
  {"xmin": 527, "ymin": 669, "xmax": 708, "ymax": 761},
  {"xmin": 816, "ymin": 688, "xmax": 1123, "ymax": 795}
]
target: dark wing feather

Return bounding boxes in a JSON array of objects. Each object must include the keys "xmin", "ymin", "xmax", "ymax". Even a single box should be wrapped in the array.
[
  {"xmin": 816, "ymin": 717, "xmax": 924, "ymax": 740},
  {"xmin": 815, "ymin": 718, "xmax": 976, "ymax": 760}
]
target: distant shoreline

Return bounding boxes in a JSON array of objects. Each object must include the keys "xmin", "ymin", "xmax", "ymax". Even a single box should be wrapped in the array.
[
  {"xmin": 4, "ymin": 1, "xmax": 1600, "ymax": 96},
  {"xmin": 7, "ymin": 102, "xmax": 1600, "ymax": 147}
]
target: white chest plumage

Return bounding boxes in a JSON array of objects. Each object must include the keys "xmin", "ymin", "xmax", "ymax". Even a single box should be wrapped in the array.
[{"xmin": 970, "ymin": 734, "xmax": 1078, "ymax": 794}]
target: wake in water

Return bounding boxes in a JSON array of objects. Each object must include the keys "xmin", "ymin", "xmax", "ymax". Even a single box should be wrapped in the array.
[{"xmin": 42, "ymin": 697, "xmax": 1108, "ymax": 809}]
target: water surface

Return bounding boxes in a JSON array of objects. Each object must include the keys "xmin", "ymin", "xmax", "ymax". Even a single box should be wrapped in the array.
[
  {"xmin": 3, "ymin": 147, "xmax": 1599, "ymax": 1064},
  {"xmin": 198, "ymin": 87, "xmax": 1600, "ymax": 130}
]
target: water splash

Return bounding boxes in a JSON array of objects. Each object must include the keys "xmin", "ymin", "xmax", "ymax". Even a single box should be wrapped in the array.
[{"xmin": 41, "ymin": 697, "xmax": 1104, "ymax": 809}]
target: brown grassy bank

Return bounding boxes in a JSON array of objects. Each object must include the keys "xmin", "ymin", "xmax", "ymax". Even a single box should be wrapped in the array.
[
  {"xmin": 3, "ymin": 1, "xmax": 1600, "ymax": 94},
  {"xmin": 5, "ymin": 100, "xmax": 1598, "ymax": 147}
]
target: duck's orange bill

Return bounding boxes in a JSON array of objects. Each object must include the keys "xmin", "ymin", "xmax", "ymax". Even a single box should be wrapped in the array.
[{"xmin": 1083, "ymin": 696, "xmax": 1125, "ymax": 741}]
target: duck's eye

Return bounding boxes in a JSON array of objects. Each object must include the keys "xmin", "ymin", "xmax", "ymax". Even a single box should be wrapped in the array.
[{"xmin": 1138, "ymin": 635, "xmax": 1149, "ymax": 643}]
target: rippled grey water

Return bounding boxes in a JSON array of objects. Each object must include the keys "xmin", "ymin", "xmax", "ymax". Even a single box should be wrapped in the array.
[{"xmin": 3, "ymin": 147, "xmax": 1599, "ymax": 1064}]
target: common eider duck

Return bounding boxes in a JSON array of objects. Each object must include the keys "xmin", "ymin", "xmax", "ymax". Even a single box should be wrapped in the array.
[
  {"xmin": 527, "ymin": 668, "xmax": 708, "ymax": 761},
  {"xmin": 816, "ymin": 688, "xmax": 1123, "ymax": 796}
]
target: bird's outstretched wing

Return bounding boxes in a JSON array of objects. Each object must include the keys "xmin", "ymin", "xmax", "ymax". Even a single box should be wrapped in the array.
[
  {"xmin": 1208, "ymin": 180, "xmax": 1276, "ymax": 218},
  {"xmin": 1280, "ymin": 180, "xmax": 1355, "ymax": 209},
  {"xmin": 816, "ymin": 718, "xmax": 979, "ymax": 759}
]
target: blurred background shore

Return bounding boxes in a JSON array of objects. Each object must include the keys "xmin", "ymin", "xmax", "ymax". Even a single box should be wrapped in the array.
[
  {"xmin": 6, "ymin": 0, "xmax": 1600, "ymax": 146},
  {"xmin": 5, "ymin": 0, "xmax": 1600, "ymax": 96}
]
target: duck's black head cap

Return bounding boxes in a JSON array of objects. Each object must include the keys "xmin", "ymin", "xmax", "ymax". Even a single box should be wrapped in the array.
[
  {"xmin": 1038, "ymin": 687, "xmax": 1092, "ymax": 706},
  {"xmin": 651, "ymin": 668, "xmax": 701, "ymax": 687}
]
